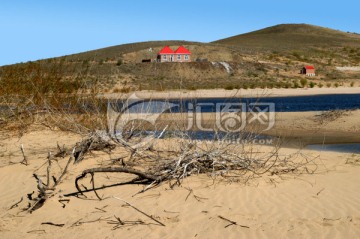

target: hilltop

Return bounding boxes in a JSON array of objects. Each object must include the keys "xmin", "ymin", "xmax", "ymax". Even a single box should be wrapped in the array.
[{"xmin": 213, "ymin": 24, "xmax": 360, "ymax": 51}]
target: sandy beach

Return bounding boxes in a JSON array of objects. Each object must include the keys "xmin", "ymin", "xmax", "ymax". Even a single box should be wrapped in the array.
[
  {"xmin": 121, "ymin": 110, "xmax": 360, "ymax": 145},
  {"xmin": 0, "ymin": 127, "xmax": 360, "ymax": 239},
  {"xmin": 1, "ymin": 89, "xmax": 360, "ymax": 239},
  {"xmin": 1, "ymin": 102, "xmax": 360, "ymax": 239}
]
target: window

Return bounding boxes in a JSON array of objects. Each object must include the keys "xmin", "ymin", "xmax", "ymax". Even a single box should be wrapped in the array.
[
  {"xmin": 162, "ymin": 55, "xmax": 167, "ymax": 60},
  {"xmin": 177, "ymin": 55, "xmax": 181, "ymax": 61},
  {"xmin": 184, "ymin": 55, "xmax": 189, "ymax": 60}
]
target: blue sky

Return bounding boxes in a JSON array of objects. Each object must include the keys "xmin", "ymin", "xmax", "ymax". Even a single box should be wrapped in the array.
[{"xmin": 1, "ymin": 0, "xmax": 359, "ymax": 66}]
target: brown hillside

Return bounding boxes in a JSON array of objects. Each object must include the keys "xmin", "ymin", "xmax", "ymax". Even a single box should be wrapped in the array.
[{"xmin": 213, "ymin": 24, "xmax": 360, "ymax": 51}]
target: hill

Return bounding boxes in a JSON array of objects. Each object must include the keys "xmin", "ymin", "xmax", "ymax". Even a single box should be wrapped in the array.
[
  {"xmin": 1, "ymin": 24, "xmax": 360, "ymax": 96},
  {"xmin": 213, "ymin": 24, "xmax": 360, "ymax": 51}
]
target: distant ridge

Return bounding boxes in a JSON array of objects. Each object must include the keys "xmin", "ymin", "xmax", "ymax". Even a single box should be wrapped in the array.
[{"xmin": 213, "ymin": 24, "xmax": 360, "ymax": 51}]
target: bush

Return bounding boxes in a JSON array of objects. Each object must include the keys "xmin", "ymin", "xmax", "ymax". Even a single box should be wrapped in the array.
[
  {"xmin": 224, "ymin": 85, "xmax": 234, "ymax": 90},
  {"xmin": 116, "ymin": 59, "xmax": 123, "ymax": 66},
  {"xmin": 334, "ymin": 82, "xmax": 339, "ymax": 88},
  {"xmin": 300, "ymin": 78, "xmax": 308, "ymax": 88},
  {"xmin": 266, "ymin": 83, "xmax": 274, "ymax": 89},
  {"xmin": 113, "ymin": 87, "xmax": 131, "ymax": 93},
  {"xmin": 283, "ymin": 82, "xmax": 291, "ymax": 89},
  {"xmin": 187, "ymin": 86, "xmax": 197, "ymax": 91},
  {"xmin": 350, "ymin": 81, "xmax": 355, "ymax": 87},
  {"xmin": 309, "ymin": 81, "xmax": 316, "ymax": 88},
  {"xmin": 326, "ymin": 83, "xmax": 332, "ymax": 88},
  {"xmin": 318, "ymin": 83, "xmax": 324, "ymax": 88},
  {"xmin": 293, "ymin": 80, "xmax": 300, "ymax": 88}
]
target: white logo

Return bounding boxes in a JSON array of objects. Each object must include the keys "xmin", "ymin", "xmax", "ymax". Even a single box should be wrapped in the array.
[
  {"xmin": 107, "ymin": 94, "xmax": 276, "ymax": 146},
  {"xmin": 107, "ymin": 93, "xmax": 177, "ymax": 147}
]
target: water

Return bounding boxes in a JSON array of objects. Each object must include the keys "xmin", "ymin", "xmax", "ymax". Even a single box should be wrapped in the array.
[
  {"xmin": 112, "ymin": 94, "xmax": 360, "ymax": 113},
  {"xmin": 175, "ymin": 94, "xmax": 360, "ymax": 112},
  {"xmin": 110, "ymin": 94, "xmax": 360, "ymax": 154},
  {"xmin": 306, "ymin": 143, "xmax": 360, "ymax": 154}
]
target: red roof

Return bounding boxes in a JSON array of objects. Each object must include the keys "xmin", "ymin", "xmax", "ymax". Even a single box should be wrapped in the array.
[
  {"xmin": 304, "ymin": 65, "xmax": 315, "ymax": 69},
  {"xmin": 174, "ymin": 46, "xmax": 191, "ymax": 54},
  {"xmin": 158, "ymin": 46, "xmax": 174, "ymax": 54}
]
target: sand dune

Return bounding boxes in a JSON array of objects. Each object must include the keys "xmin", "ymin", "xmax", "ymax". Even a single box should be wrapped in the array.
[{"xmin": 0, "ymin": 127, "xmax": 360, "ymax": 239}]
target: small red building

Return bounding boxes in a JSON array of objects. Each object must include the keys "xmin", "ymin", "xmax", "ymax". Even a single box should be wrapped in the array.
[
  {"xmin": 157, "ymin": 46, "xmax": 191, "ymax": 62},
  {"xmin": 301, "ymin": 65, "xmax": 315, "ymax": 76}
]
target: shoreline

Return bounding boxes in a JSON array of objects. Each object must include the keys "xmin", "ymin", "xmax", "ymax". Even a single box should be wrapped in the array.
[
  {"xmin": 106, "ymin": 110, "xmax": 360, "ymax": 146},
  {"xmin": 102, "ymin": 87, "xmax": 360, "ymax": 99}
]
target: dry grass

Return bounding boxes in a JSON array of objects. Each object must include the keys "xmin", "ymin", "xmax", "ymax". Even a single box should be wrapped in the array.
[{"xmin": 0, "ymin": 61, "xmax": 108, "ymax": 135}]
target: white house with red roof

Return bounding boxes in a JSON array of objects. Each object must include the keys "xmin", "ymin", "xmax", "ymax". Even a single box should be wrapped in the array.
[
  {"xmin": 157, "ymin": 46, "xmax": 191, "ymax": 62},
  {"xmin": 301, "ymin": 65, "xmax": 316, "ymax": 76}
]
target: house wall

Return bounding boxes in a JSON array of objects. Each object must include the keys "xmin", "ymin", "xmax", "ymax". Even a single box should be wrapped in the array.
[
  {"xmin": 158, "ymin": 54, "xmax": 173, "ymax": 62},
  {"xmin": 306, "ymin": 69, "xmax": 315, "ymax": 74},
  {"xmin": 158, "ymin": 54, "xmax": 191, "ymax": 62},
  {"xmin": 300, "ymin": 67, "xmax": 315, "ymax": 76},
  {"xmin": 306, "ymin": 69, "xmax": 315, "ymax": 76},
  {"xmin": 176, "ymin": 54, "xmax": 191, "ymax": 62}
]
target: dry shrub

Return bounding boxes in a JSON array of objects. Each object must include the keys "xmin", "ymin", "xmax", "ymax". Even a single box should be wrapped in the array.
[
  {"xmin": 314, "ymin": 110, "xmax": 350, "ymax": 124},
  {"xmin": 0, "ymin": 61, "xmax": 107, "ymax": 135}
]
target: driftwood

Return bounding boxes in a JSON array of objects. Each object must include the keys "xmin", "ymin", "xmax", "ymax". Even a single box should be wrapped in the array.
[
  {"xmin": 74, "ymin": 167, "xmax": 167, "ymax": 199},
  {"xmin": 27, "ymin": 174, "xmax": 47, "ymax": 213},
  {"xmin": 71, "ymin": 134, "xmax": 315, "ymax": 200},
  {"xmin": 58, "ymin": 199, "xmax": 70, "ymax": 208},
  {"xmin": 107, "ymin": 215, "xmax": 146, "ymax": 230},
  {"xmin": 218, "ymin": 215, "xmax": 249, "ymax": 229},
  {"xmin": 55, "ymin": 143, "xmax": 67, "ymax": 158},
  {"xmin": 20, "ymin": 144, "xmax": 28, "ymax": 165},
  {"xmin": 26, "ymin": 150, "xmax": 75, "ymax": 213},
  {"xmin": 53, "ymin": 149, "xmax": 75, "ymax": 188},
  {"xmin": 70, "ymin": 217, "xmax": 109, "ymax": 227},
  {"xmin": 27, "ymin": 230, "xmax": 46, "ymax": 234},
  {"xmin": 23, "ymin": 127, "xmax": 317, "ymax": 216},
  {"xmin": 41, "ymin": 222, "xmax": 65, "ymax": 227},
  {"xmin": 113, "ymin": 197, "xmax": 165, "ymax": 227},
  {"xmin": 73, "ymin": 136, "xmax": 115, "ymax": 163},
  {"xmin": 9, "ymin": 197, "xmax": 23, "ymax": 210}
]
